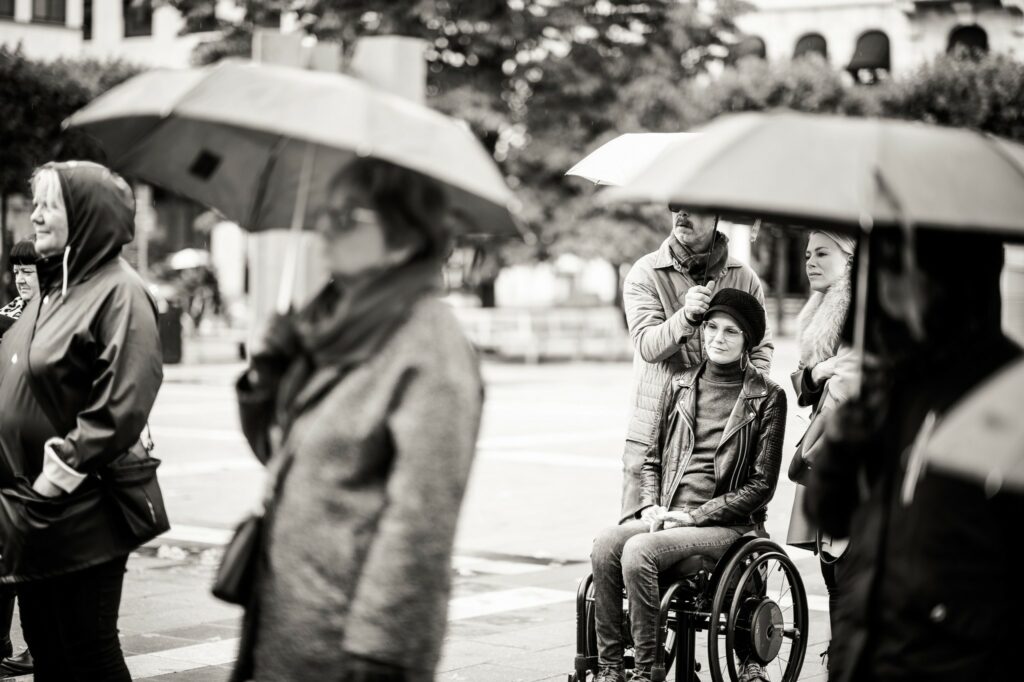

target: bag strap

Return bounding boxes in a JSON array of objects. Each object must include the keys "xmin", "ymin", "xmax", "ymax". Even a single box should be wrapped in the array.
[{"xmin": 260, "ymin": 363, "xmax": 349, "ymax": 512}]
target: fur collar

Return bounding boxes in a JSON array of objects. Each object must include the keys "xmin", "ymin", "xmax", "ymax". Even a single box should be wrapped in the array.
[{"xmin": 797, "ymin": 274, "xmax": 851, "ymax": 369}]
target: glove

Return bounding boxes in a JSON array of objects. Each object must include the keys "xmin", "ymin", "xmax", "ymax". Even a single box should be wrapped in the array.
[{"xmin": 247, "ymin": 312, "xmax": 302, "ymax": 384}]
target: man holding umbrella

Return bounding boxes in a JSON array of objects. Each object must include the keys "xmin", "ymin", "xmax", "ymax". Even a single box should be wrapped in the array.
[{"xmin": 619, "ymin": 207, "xmax": 773, "ymax": 524}]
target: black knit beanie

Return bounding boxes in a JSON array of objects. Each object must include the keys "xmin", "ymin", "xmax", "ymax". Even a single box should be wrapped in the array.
[{"xmin": 705, "ymin": 288, "xmax": 766, "ymax": 348}]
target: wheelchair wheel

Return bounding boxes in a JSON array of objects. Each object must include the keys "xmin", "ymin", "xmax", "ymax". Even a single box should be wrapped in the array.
[{"xmin": 706, "ymin": 540, "xmax": 808, "ymax": 682}]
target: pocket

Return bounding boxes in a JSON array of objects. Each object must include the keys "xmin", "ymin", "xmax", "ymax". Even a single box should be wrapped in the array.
[{"xmin": 0, "ymin": 479, "xmax": 107, "ymax": 575}]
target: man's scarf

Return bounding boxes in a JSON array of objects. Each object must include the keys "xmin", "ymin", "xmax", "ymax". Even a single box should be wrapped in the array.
[{"xmin": 667, "ymin": 232, "xmax": 730, "ymax": 284}]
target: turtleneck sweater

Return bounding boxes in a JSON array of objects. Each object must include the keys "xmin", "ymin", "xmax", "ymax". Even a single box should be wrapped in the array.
[{"xmin": 669, "ymin": 359, "xmax": 745, "ymax": 511}]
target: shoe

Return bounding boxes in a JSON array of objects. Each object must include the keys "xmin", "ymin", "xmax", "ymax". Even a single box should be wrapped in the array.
[
  {"xmin": 594, "ymin": 666, "xmax": 625, "ymax": 682},
  {"xmin": 738, "ymin": 661, "xmax": 770, "ymax": 682},
  {"xmin": 629, "ymin": 664, "xmax": 653, "ymax": 682},
  {"xmin": 0, "ymin": 649, "xmax": 33, "ymax": 676}
]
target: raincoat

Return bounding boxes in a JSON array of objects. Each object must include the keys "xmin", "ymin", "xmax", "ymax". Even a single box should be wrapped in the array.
[{"xmin": 0, "ymin": 162, "xmax": 163, "ymax": 582}]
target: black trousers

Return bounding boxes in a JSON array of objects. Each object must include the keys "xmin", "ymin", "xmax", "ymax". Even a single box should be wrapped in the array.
[
  {"xmin": 821, "ymin": 555, "xmax": 845, "ymax": 640},
  {"xmin": 17, "ymin": 555, "xmax": 131, "ymax": 682},
  {"xmin": 0, "ymin": 589, "xmax": 13, "ymax": 657}
]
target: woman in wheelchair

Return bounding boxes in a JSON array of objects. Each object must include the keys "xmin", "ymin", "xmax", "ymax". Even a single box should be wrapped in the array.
[{"xmin": 591, "ymin": 289, "xmax": 787, "ymax": 682}]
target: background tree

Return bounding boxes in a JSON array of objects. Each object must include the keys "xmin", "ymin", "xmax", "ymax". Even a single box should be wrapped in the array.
[
  {"xmin": 166, "ymin": 0, "xmax": 750, "ymax": 307},
  {"xmin": 159, "ymin": 3, "xmax": 1024, "ymax": 315}
]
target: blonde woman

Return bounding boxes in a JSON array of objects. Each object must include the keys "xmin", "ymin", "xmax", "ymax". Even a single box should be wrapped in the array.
[
  {"xmin": 786, "ymin": 230, "xmax": 857, "ymax": 668},
  {"xmin": 0, "ymin": 162, "xmax": 163, "ymax": 680}
]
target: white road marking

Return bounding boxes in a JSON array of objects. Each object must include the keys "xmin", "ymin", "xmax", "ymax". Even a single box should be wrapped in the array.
[
  {"xmin": 124, "ymin": 588, "xmax": 574, "ymax": 678},
  {"xmin": 447, "ymin": 587, "xmax": 575, "ymax": 620},
  {"xmin": 451, "ymin": 556, "xmax": 549, "ymax": 576},
  {"xmin": 478, "ymin": 449, "xmax": 621, "ymax": 470},
  {"xmin": 158, "ymin": 459, "xmax": 261, "ymax": 478},
  {"xmin": 154, "ymin": 527, "xmax": 553, "ymax": 579},
  {"xmin": 154, "ymin": 525, "xmax": 236, "ymax": 546},
  {"xmin": 128, "ymin": 638, "xmax": 238, "ymax": 678},
  {"xmin": 477, "ymin": 430, "xmax": 624, "ymax": 448}
]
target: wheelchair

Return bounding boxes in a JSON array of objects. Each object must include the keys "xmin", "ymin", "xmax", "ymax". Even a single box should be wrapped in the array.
[{"xmin": 569, "ymin": 536, "xmax": 809, "ymax": 682}]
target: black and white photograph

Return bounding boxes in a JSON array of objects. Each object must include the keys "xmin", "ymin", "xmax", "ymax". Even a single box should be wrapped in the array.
[{"xmin": 0, "ymin": 1, "xmax": 1022, "ymax": 681}]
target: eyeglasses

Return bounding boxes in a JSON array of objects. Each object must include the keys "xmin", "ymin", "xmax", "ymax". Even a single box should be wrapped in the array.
[
  {"xmin": 703, "ymin": 320, "xmax": 744, "ymax": 342},
  {"xmin": 313, "ymin": 205, "xmax": 378, "ymax": 234},
  {"xmin": 668, "ymin": 204, "xmax": 687, "ymax": 215}
]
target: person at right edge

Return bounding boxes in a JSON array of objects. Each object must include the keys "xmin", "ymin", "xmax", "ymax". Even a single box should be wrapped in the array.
[
  {"xmin": 620, "ymin": 206, "xmax": 773, "ymax": 525},
  {"xmin": 805, "ymin": 230, "xmax": 1024, "ymax": 682}
]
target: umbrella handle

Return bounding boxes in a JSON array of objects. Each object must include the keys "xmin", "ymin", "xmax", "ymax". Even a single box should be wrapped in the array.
[{"xmin": 277, "ymin": 142, "xmax": 317, "ymax": 314}]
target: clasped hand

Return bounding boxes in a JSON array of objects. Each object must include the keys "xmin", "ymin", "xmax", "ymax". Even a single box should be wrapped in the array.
[{"xmin": 640, "ymin": 505, "xmax": 695, "ymax": 532}]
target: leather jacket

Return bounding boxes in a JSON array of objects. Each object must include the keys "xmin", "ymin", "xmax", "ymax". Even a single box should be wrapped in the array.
[{"xmin": 639, "ymin": 361, "xmax": 787, "ymax": 527}]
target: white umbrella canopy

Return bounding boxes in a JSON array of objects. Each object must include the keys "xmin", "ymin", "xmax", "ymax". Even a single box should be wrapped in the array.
[
  {"xmin": 65, "ymin": 59, "xmax": 521, "ymax": 238},
  {"xmin": 566, "ymin": 132, "xmax": 699, "ymax": 186},
  {"xmin": 167, "ymin": 248, "xmax": 211, "ymax": 270}
]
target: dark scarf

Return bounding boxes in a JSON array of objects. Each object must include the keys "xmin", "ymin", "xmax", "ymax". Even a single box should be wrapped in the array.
[
  {"xmin": 668, "ymin": 231, "xmax": 730, "ymax": 284},
  {"xmin": 275, "ymin": 256, "xmax": 442, "ymax": 421}
]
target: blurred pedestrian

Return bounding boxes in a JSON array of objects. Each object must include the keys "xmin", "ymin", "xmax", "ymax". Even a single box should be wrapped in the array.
[
  {"xmin": 233, "ymin": 158, "xmax": 484, "ymax": 682},
  {"xmin": 0, "ymin": 240, "xmax": 41, "ymax": 340},
  {"xmin": 805, "ymin": 230, "xmax": 1024, "ymax": 682},
  {"xmin": 619, "ymin": 208, "xmax": 773, "ymax": 523},
  {"xmin": 784, "ymin": 230, "xmax": 857, "ymax": 669},
  {"xmin": 0, "ymin": 161, "xmax": 164, "ymax": 681},
  {"xmin": 0, "ymin": 239, "xmax": 39, "ymax": 677}
]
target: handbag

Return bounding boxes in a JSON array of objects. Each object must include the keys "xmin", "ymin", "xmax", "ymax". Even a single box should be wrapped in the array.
[
  {"xmin": 211, "ymin": 444, "xmax": 297, "ymax": 606},
  {"xmin": 101, "ymin": 426, "xmax": 170, "ymax": 543},
  {"xmin": 213, "ymin": 363, "xmax": 347, "ymax": 608},
  {"xmin": 788, "ymin": 385, "xmax": 831, "ymax": 484},
  {"xmin": 212, "ymin": 513, "xmax": 263, "ymax": 605}
]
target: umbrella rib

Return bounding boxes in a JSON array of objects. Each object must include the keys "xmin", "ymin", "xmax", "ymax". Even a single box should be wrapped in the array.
[
  {"xmin": 247, "ymin": 136, "xmax": 291, "ymax": 230},
  {"xmin": 103, "ymin": 64, "xmax": 225, "ymax": 170},
  {"xmin": 983, "ymin": 133, "xmax": 1024, "ymax": 185}
]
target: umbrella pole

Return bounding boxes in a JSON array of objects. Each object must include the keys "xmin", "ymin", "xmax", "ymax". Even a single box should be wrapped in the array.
[
  {"xmin": 851, "ymin": 226, "xmax": 871, "ymax": 400},
  {"xmin": 276, "ymin": 142, "xmax": 317, "ymax": 314}
]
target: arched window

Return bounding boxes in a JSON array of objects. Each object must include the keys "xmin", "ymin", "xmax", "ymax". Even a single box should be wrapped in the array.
[
  {"xmin": 948, "ymin": 25, "xmax": 989, "ymax": 57},
  {"xmin": 847, "ymin": 30, "xmax": 890, "ymax": 85},
  {"xmin": 794, "ymin": 33, "xmax": 828, "ymax": 61},
  {"xmin": 733, "ymin": 36, "xmax": 767, "ymax": 62}
]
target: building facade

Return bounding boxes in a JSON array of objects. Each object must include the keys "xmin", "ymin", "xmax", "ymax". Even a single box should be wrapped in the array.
[
  {"xmin": 0, "ymin": 0, "xmax": 229, "ymax": 67},
  {"xmin": 735, "ymin": 0, "xmax": 1024, "ymax": 79}
]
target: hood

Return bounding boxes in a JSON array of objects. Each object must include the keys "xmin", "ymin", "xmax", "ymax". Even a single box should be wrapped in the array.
[{"xmin": 40, "ymin": 161, "xmax": 136, "ymax": 292}]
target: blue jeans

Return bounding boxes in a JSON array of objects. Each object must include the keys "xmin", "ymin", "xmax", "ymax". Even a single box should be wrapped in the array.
[{"xmin": 592, "ymin": 520, "xmax": 746, "ymax": 668}]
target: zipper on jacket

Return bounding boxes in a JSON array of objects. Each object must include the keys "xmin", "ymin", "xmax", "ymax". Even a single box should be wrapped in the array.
[{"xmin": 663, "ymin": 413, "xmax": 695, "ymax": 506}]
